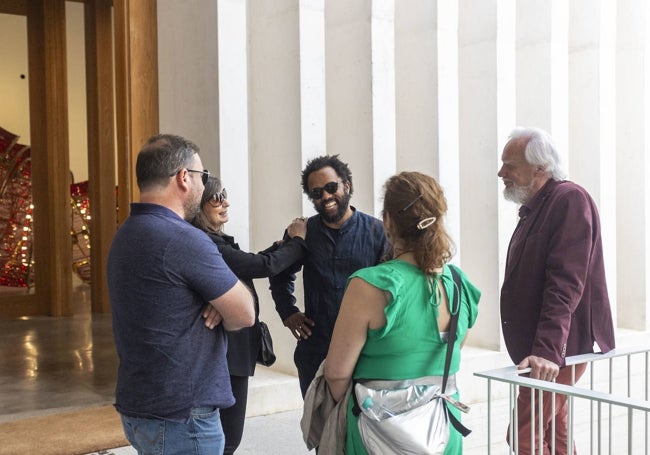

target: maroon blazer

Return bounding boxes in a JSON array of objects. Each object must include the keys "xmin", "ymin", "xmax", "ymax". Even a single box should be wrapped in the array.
[{"xmin": 500, "ymin": 179, "xmax": 615, "ymax": 367}]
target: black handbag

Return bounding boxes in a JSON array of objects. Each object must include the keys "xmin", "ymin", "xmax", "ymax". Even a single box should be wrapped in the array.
[{"xmin": 257, "ymin": 320, "xmax": 276, "ymax": 367}]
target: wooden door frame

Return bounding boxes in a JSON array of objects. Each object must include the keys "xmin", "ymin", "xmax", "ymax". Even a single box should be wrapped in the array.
[{"xmin": 0, "ymin": 0, "xmax": 158, "ymax": 318}]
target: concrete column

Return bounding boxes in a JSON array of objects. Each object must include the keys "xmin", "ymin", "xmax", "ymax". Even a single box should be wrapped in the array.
[
  {"xmin": 515, "ymin": 0, "xmax": 569, "ymax": 156},
  {"xmin": 157, "ymin": 0, "xmax": 219, "ymax": 171},
  {"xmin": 248, "ymin": 0, "xmax": 302, "ymax": 249},
  {"xmin": 299, "ymin": 0, "xmax": 326, "ymax": 215},
  {"xmin": 371, "ymin": 0, "xmax": 396, "ymax": 215},
  {"xmin": 459, "ymin": 0, "xmax": 515, "ymax": 351},
  {"xmin": 217, "ymin": 0, "xmax": 251, "ymax": 250},
  {"xmin": 325, "ymin": 0, "xmax": 376, "ymax": 214},
  {"xmin": 616, "ymin": 0, "xmax": 650, "ymax": 331},
  {"xmin": 569, "ymin": 0, "xmax": 617, "ymax": 322},
  {"xmin": 247, "ymin": 0, "xmax": 303, "ymax": 374},
  {"xmin": 395, "ymin": 0, "xmax": 461, "ymax": 254}
]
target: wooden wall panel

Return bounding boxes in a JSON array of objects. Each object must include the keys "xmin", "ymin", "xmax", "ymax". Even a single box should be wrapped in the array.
[
  {"xmin": 85, "ymin": 0, "xmax": 116, "ymax": 313},
  {"xmin": 114, "ymin": 0, "xmax": 159, "ymax": 221},
  {"xmin": 26, "ymin": 0, "xmax": 72, "ymax": 316}
]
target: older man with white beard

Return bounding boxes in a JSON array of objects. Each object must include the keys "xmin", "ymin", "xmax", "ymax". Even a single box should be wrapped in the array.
[{"xmin": 497, "ymin": 127, "xmax": 615, "ymax": 455}]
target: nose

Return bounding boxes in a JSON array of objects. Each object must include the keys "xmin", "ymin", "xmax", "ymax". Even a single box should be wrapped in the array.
[{"xmin": 497, "ymin": 165, "xmax": 505, "ymax": 178}]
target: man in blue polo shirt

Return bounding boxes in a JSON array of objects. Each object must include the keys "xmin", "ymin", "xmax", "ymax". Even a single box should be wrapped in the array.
[
  {"xmin": 107, "ymin": 134, "xmax": 254, "ymax": 454},
  {"xmin": 270, "ymin": 155, "xmax": 390, "ymax": 397}
]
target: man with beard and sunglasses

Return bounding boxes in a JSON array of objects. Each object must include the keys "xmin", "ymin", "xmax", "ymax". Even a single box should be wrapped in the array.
[
  {"xmin": 270, "ymin": 155, "xmax": 390, "ymax": 397},
  {"xmin": 108, "ymin": 134, "xmax": 255, "ymax": 454},
  {"xmin": 498, "ymin": 127, "xmax": 615, "ymax": 454}
]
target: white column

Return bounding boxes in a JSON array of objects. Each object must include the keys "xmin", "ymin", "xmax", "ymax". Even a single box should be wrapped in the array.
[
  {"xmin": 248, "ymin": 0, "xmax": 302, "ymax": 249},
  {"xmin": 459, "ymin": 0, "xmax": 515, "ymax": 351},
  {"xmin": 569, "ymin": 0, "xmax": 617, "ymax": 322},
  {"xmin": 217, "ymin": 0, "xmax": 251, "ymax": 250},
  {"xmin": 371, "ymin": 0, "xmax": 396, "ymax": 216},
  {"xmin": 515, "ymin": 0, "xmax": 569, "ymax": 156},
  {"xmin": 616, "ymin": 0, "xmax": 650, "ymax": 331},
  {"xmin": 247, "ymin": 0, "xmax": 303, "ymax": 375},
  {"xmin": 325, "ymin": 0, "xmax": 376, "ymax": 214},
  {"xmin": 394, "ymin": 0, "xmax": 461, "ymax": 255},
  {"xmin": 157, "ymin": 0, "xmax": 220, "ymax": 173},
  {"xmin": 299, "ymin": 0, "xmax": 326, "ymax": 215}
]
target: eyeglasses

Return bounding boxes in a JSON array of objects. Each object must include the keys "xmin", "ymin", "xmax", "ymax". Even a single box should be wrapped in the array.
[
  {"xmin": 170, "ymin": 168, "xmax": 211, "ymax": 185},
  {"xmin": 186, "ymin": 169, "xmax": 210, "ymax": 185},
  {"xmin": 308, "ymin": 181, "xmax": 341, "ymax": 200},
  {"xmin": 209, "ymin": 188, "xmax": 228, "ymax": 206}
]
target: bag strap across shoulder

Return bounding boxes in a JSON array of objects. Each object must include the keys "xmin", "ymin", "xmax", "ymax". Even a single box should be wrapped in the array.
[
  {"xmin": 442, "ymin": 265, "xmax": 461, "ymax": 393},
  {"xmin": 444, "ymin": 264, "xmax": 471, "ymax": 437}
]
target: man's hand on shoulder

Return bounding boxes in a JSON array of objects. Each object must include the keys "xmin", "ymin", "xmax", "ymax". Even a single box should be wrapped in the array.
[
  {"xmin": 283, "ymin": 312, "xmax": 315, "ymax": 340},
  {"xmin": 518, "ymin": 355, "xmax": 559, "ymax": 382}
]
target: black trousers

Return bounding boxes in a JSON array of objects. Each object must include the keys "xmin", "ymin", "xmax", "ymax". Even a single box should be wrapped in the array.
[
  {"xmin": 294, "ymin": 346, "xmax": 326, "ymax": 398},
  {"xmin": 221, "ymin": 375, "xmax": 249, "ymax": 454}
]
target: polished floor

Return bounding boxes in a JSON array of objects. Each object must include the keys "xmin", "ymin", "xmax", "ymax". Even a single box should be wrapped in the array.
[
  {"xmin": 0, "ymin": 282, "xmax": 312, "ymax": 454},
  {"xmin": 3, "ymin": 282, "xmax": 647, "ymax": 454},
  {"xmin": 0, "ymin": 283, "xmax": 117, "ymax": 423}
]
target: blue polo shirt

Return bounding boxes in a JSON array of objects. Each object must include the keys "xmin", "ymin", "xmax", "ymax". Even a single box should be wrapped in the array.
[{"xmin": 107, "ymin": 203, "xmax": 238, "ymax": 422}]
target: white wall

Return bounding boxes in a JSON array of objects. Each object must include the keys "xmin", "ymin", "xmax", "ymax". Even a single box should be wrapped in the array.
[
  {"xmin": 3, "ymin": 0, "xmax": 649, "ymax": 377},
  {"xmin": 152, "ymin": 1, "xmax": 650, "ymax": 378}
]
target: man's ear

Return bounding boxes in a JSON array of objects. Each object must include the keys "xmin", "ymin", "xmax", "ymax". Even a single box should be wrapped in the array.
[{"xmin": 173, "ymin": 169, "xmax": 191, "ymax": 192}]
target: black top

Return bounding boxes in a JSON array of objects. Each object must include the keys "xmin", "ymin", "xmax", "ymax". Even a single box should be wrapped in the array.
[{"xmin": 207, "ymin": 231, "xmax": 308, "ymax": 376}]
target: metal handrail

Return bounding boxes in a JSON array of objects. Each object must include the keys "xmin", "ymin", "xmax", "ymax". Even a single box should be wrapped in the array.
[{"xmin": 474, "ymin": 345, "xmax": 650, "ymax": 454}]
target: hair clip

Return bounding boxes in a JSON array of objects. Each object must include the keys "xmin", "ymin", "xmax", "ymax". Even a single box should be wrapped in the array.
[
  {"xmin": 399, "ymin": 194, "xmax": 423, "ymax": 213},
  {"xmin": 416, "ymin": 216, "xmax": 436, "ymax": 230}
]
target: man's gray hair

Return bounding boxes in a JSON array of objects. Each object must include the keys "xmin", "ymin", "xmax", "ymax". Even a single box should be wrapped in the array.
[{"xmin": 509, "ymin": 127, "xmax": 567, "ymax": 181}]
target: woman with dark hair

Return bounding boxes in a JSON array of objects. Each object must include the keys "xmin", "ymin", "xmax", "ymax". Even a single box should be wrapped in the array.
[
  {"xmin": 192, "ymin": 176, "xmax": 307, "ymax": 454},
  {"xmin": 323, "ymin": 171, "xmax": 481, "ymax": 454}
]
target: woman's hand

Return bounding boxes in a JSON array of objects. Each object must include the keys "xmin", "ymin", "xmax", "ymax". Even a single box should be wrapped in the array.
[{"xmin": 287, "ymin": 217, "xmax": 307, "ymax": 239}]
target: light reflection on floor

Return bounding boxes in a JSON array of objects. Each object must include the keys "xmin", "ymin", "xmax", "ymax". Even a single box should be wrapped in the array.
[{"xmin": 0, "ymin": 282, "xmax": 118, "ymax": 423}]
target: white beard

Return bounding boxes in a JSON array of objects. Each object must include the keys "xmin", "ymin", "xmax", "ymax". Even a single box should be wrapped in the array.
[{"xmin": 503, "ymin": 181, "xmax": 535, "ymax": 205}]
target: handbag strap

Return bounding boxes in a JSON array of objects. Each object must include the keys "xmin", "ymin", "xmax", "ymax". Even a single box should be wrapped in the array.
[
  {"xmin": 443, "ymin": 264, "xmax": 471, "ymax": 437},
  {"xmin": 441, "ymin": 264, "xmax": 461, "ymax": 394}
]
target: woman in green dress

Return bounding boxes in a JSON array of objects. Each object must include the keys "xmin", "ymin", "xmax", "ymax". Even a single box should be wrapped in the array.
[{"xmin": 324, "ymin": 171, "xmax": 481, "ymax": 454}]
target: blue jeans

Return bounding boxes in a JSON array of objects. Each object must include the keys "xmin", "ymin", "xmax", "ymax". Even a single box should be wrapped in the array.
[{"xmin": 120, "ymin": 407, "xmax": 224, "ymax": 455}]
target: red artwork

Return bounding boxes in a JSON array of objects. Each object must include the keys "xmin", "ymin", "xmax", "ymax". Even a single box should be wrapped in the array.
[{"xmin": 0, "ymin": 126, "xmax": 92, "ymax": 289}]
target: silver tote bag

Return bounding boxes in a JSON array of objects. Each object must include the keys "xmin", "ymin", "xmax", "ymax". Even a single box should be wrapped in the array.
[{"xmin": 354, "ymin": 379, "xmax": 450, "ymax": 455}]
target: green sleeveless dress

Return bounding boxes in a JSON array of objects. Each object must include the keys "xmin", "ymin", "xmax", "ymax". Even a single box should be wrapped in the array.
[{"xmin": 344, "ymin": 260, "xmax": 480, "ymax": 455}]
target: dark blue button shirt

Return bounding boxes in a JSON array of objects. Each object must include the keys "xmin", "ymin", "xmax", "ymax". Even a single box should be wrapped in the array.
[{"xmin": 270, "ymin": 207, "xmax": 390, "ymax": 355}]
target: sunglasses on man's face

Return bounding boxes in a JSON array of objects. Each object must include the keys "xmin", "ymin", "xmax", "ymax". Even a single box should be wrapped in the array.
[
  {"xmin": 169, "ymin": 168, "xmax": 211, "ymax": 185},
  {"xmin": 209, "ymin": 188, "xmax": 228, "ymax": 206},
  {"xmin": 185, "ymin": 169, "xmax": 211, "ymax": 185},
  {"xmin": 308, "ymin": 181, "xmax": 341, "ymax": 200}
]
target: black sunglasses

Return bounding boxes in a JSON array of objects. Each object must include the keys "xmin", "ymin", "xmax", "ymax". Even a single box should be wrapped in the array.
[
  {"xmin": 209, "ymin": 188, "xmax": 228, "ymax": 206},
  {"xmin": 308, "ymin": 181, "xmax": 341, "ymax": 200},
  {"xmin": 186, "ymin": 169, "xmax": 210, "ymax": 185}
]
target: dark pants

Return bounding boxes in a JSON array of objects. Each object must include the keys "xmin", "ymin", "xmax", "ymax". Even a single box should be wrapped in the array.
[
  {"xmin": 221, "ymin": 375, "xmax": 249, "ymax": 454},
  {"xmin": 294, "ymin": 346, "xmax": 326, "ymax": 398}
]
